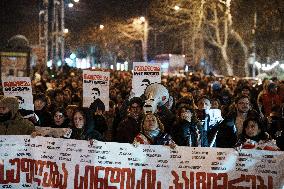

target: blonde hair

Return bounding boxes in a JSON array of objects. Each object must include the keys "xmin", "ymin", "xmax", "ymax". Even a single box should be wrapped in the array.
[{"xmin": 141, "ymin": 113, "xmax": 165, "ymax": 132}]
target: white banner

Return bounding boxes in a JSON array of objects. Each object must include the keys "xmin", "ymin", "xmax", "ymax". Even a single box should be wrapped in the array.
[
  {"xmin": 1, "ymin": 77, "xmax": 34, "ymax": 111},
  {"xmin": 83, "ymin": 70, "xmax": 110, "ymax": 111},
  {"xmin": 0, "ymin": 136, "xmax": 283, "ymax": 188},
  {"xmin": 132, "ymin": 62, "xmax": 161, "ymax": 97}
]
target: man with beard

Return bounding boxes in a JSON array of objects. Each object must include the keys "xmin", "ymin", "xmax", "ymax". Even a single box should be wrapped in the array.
[
  {"xmin": 0, "ymin": 96, "xmax": 35, "ymax": 135},
  {"xmin": 216, "ymin": 95, "xmax": 262, "ymax": 148}
]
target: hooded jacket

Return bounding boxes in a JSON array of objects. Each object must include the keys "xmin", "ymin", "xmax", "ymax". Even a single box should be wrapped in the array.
[{"xmin": 0, "ymin": 97, "xmax": 35, "ymax": 135}]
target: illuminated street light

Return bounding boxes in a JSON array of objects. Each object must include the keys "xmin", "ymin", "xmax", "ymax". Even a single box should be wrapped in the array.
[
  {"xmin": 73, "ymin": 0, "xmax": 79, "ymax": 2},
  {"xmin": 99, "ymin": 24, "xmax": 104, "ymax": 30},
  {"xmin": 139, "ymin": 16, "xmax": 146, "ymax": 23},
  {"xmin": 174, "ymin": 5, "xmax": 180, "ymax": 11},
  {"xmin": 64, "ymin": 28, "xmax": 69, "ymax": 33},
  {"xmin": 68, "ymin": 3, "xmax": 74, "ymax": 8}
]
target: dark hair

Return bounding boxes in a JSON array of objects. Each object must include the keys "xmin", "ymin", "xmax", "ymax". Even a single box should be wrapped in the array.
[
  {"xmin": 54, "ymin": 88, "xmax": 64, "ymax": 97},
  {"xmin": 129, "ymin": 97, "xmax": 144, "ymax": 108},
  {"xmin": 92, "ymin": 87, "xmax": 100, "ymax": 95},
  {"xmin": 141, "ymin": 79, "xmax": 150, "ymax": 84},
  {"xmin": 72, "ymin": 107, "xmax": 87, "ymax": 127},
  {"xmin": 242, "ymin": 116, "xmax": 267, "ymax": 141},
  {"xmin": 52, "ymin": 107, "xmax": 67, "ymax": 118},
  {"xmin": 234, "ymin": 94, "xmax": 250, "ymax": 104},
  {"xmin": 34, "ymin": 93, "xmax": 47, "ymax": 104}
]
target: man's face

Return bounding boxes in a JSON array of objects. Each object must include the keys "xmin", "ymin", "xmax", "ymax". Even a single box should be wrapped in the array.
[
  {"xmin": 241, "ymin": 89, "xmax": 250, "ymax": 96},
  {"xmin": 129, "ymin": 102, "xmax": 142, "ymax": 115},
  {"xmin": 0, "ymin": 106, "xmax": 10, "ymax": 114},
  {"xmin": 237, "ymin": 97, "xmax": 250, "ymax": 113},
  {"xmin": 55, "ymin": 93, "xmax": 64, "ymax": 103},
  {"xmin": 141, "ymin": 80, "xmax": 150, "ymax": 93},
  {"xmin": 34, "ymin": 99, "xmax": 46, "ymax": 111},
  {"xmin": 92, "ymin": 90, "xmax": 100, "ymax": 100},
  {"xmin": 197, "ymin": 98, "xmax": 211, "ymax": 110}
]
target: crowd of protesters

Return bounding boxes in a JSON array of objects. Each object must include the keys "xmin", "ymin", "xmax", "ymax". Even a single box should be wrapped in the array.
[{"xmin": 0, "ymin": 66, "xmax": 283, "ymax": 151}]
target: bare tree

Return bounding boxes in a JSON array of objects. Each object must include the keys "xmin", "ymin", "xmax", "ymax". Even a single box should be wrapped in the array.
[{"xmin": 150, "ymin": 0, "xmax": 250, "ymax": 76}]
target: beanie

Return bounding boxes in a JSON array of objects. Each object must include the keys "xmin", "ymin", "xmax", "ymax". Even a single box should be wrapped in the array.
[{"xmin": 0, "ymin": 96, "xmax": 19, "ymax": 117}]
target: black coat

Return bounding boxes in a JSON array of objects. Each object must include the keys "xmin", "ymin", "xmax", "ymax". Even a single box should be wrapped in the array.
[
  {"xmin": 115, "ymin": 115, "xmax": 142, "ymax": 143},
  {"xmin": 171, "ymin": 120, "xmax": 199, "ymax": 147},
  {"xmin": 216, "ymin": 109, "xmax": 261, "ymax": 148}
]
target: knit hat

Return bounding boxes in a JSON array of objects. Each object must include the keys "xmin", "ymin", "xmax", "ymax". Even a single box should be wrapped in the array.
[{"xmin": 0, "ymin": 96, "xmax": 19, "ymax": 117}]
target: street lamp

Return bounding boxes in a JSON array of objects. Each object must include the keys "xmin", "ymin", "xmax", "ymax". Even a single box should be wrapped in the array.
[
  {"xmin": 73, "ymin": 0, "xmax": 79, "ymax": 2},
  {"xmin": 134, "ymin": 16, "xmax": 148, "ymax": 62},
  {"xmin": 64, "ymin": 28, "xmax": 69, "ymax": 34},
  {"xmin": 174, "ymin": 5, "xmax": 180, "ymax": 11},
  {"xmin": 99, "ymin": 24, "xmax": 104, "ymax": 30},
  {"xmin": 68, "ymin": 3, "xmax": 74, "ymax": 8}
]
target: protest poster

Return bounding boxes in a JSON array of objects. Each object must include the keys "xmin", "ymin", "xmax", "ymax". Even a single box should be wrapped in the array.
[
  {"xmin": 83, "ymin": 70, "xmax": 110, "ymax": 111},
  {"xmin": 1, "ymin": 76, "xmax": 34, "ymax": 111},
  {"xmin": 0, "ymin": 135, "xmax": 283, "ymax": 188},
  {"xmin": 132, "ymin": 62, "xmax": 161, "ymax": 97}
]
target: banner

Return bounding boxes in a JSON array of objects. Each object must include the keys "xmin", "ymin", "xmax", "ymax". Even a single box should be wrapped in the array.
[
  {"xmin": 132, "ymin": 62, "xmax": 161, "ymax": 97},
  {"xmin": 83, "ymin": 70, "xmax": 110, "ymax": 111},
  {"xmin": 0, "ymin": 136, "xmax": 283, "ymax": 188},
  {"xmin": 1, "ymin": 76, "xmax": 34, "ymax": 111}
]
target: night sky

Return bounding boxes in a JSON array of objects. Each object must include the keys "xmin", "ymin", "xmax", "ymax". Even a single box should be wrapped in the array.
[{"xmin": 0, "ymin": 0, "xmax": 149, "ymax": 48}]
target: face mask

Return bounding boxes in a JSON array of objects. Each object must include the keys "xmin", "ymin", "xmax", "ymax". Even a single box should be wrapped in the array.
[{"xmin": 0, "ymin": 111, "xmax": 12, "ymax": 122}]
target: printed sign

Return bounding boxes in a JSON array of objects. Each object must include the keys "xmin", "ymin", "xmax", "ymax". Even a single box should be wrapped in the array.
[
  {"xmin": 83, "ymin": 70, "xmax": 110, "ymax": 111},
  {"xmin": 132, "ymin": 62, "xmax": 161, "ymax": 97},
  {"xmin": 0, "ymin": 136, "xmax": 283, "ymax": 188},
  {"xmin": 1, "ymin": 76, "xmax": 34, "ymax": 110}
]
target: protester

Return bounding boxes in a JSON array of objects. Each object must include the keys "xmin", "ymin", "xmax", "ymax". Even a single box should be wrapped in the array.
[
  {"xmin": 133, "ymin": 113, "xmax": 175, "ymax": 148},
  {"xmin": 257, "ymin": 82, "xmax": 282, "ymax": 117},
  {"xmin": 171, "ymin": 104, "xmax": 199, "ymax": 147},
  {"xmin": 34, "ymin": 93, "xmax": 52, "ymax": 127},
  {"xmin": 0, "ymin": 96, "xmax": 35, "ymax": 135},
  {"xmin": 51, "ymin": 107, "xmax": 70, "ymax": 128},
  {"xmin": 235, "ymin": 116, "xmax": 279, "ymax": 150},
  {"xmin": 216, "ymin": 95, "xmax": 263, "ymax": 148},
  {"xmin": 70, "ymin": 107, "xmax": 104, "ymax": 141},
  {"xmin": 115, "ymin": 97, "xmax": 144, "ymax": 143}
]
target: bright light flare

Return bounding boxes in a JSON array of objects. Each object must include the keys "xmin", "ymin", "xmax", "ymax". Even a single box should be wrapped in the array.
[
  {"xmin": 174, "ymin": 5, "xmax": 180, "ymax": 11},
  {"xmin": 99, "ymin": 24, "xmax": 104, "ymax": 30},
  {"xmin": 68, "ymin": 3, "xmax": 74, "ymax": 8},
  {"xmin": 74, "ymin": 0, "xmax": 79, "ymax": 2},
  {"xmin": 64, "ymin": 28, "xmax": 69, "ymax": 33},
  {"xmin": 139, "ymin": 16, "xmax": 146, "ymax": 22}
]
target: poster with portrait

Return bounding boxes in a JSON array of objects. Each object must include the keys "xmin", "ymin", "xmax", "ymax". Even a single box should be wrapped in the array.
[
  {"xmin": 83, "ymin": 70, "xmax": 110, "ymax": 111},
  {"xmin": 1, "ymin": 76, "xmax": 34, "ymax": 111},
  {"xmin": 0, "ymin": 51, "xmax": 29, "ymax": 79},
  {"xmin": 132, "ymin": 62, "xmax": 161, "ymax": 97}
]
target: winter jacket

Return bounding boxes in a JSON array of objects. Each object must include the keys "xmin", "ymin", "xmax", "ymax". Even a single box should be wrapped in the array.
[
  {"xmin": 134, "ymin": 132, "xmax": 174, "ymax": 145},
  {"xmin": 0, "ymin": 112, "xmax": 35, "ymax": 135},
  {"xmin": 115, "ymin": 115, "xmax": 142, "ymax": 143},
  {"xmin": 216, "ymin": 109, "xmax": 261, "ymax": 148},
  {"xmin": 171, "ymin": 120, "xmax": 199, "ymax": 147}
]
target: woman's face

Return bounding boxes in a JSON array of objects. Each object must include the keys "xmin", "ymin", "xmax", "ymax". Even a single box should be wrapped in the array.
[
  {"xmin": 245, "ymin": 121, "xmax": 260, "ymax": 137},
  {"xmin": 143, "ymin": 114, "xmax": 158, "ymax": 131},
  {"xmin": 180, "ymin": 108, "xmax": 192, "ymax": 122},
  {"xmin": 211, "ymin": 100, "xmax": 220, "ymax": 109},
  {"xmin": 54, "ymin": 112, "xmax": 65, "ymax": 126},
  {"xmin": 74, "ymin": 112, "xmax": 85, "ymax": 129}
]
